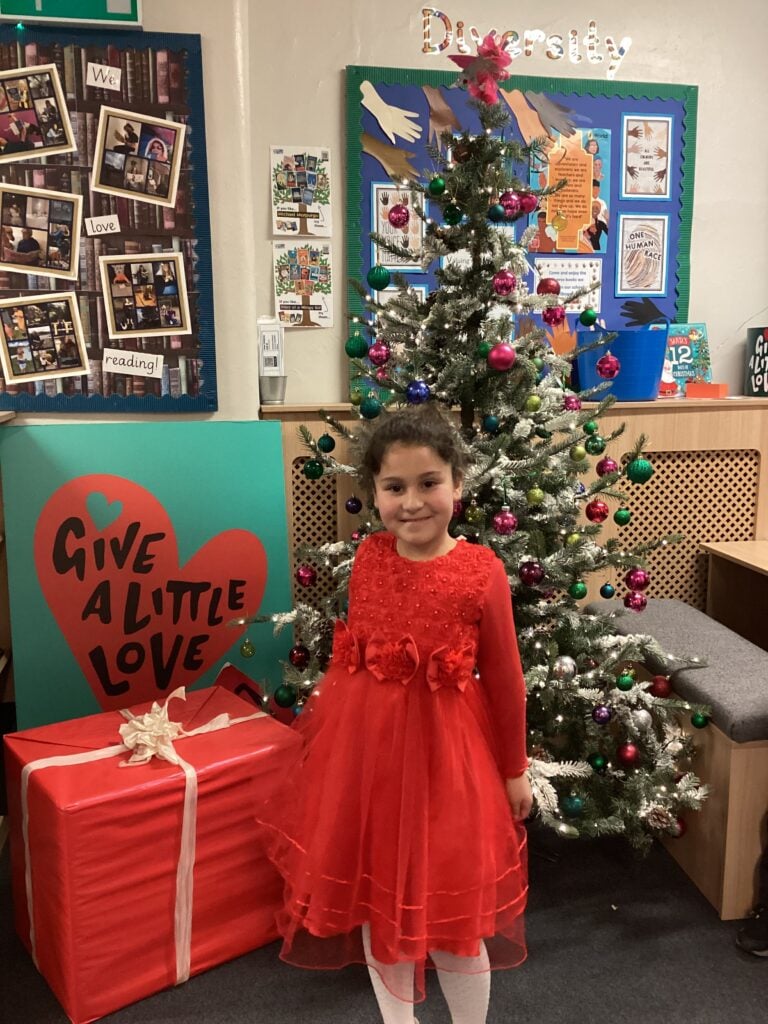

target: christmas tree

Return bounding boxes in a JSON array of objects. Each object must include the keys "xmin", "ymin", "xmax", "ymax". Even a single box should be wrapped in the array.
[{"xmin": 259, "ymin": 36, "xmax": 708, "ymax": 850}]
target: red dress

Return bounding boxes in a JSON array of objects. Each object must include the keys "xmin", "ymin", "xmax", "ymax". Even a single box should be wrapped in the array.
[{"xmin": 256, "ymin": 532, "xmax": 529, "ymax": 1001}]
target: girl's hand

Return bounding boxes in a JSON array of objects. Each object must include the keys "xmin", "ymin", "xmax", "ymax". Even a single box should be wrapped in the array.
[{"xmin": 505, "ymin": 774, "xmax": 533, "ymax": 822}]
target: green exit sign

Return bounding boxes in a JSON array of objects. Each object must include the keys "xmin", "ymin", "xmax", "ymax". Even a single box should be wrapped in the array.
[{"xmin": 0, "ymin": 0, "xmax": 142, "ymax": 26}]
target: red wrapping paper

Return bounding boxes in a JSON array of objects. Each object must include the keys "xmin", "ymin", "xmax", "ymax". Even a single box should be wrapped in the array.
[{"xmin": 3, "ymin": 686, "xmax": 300, "ymax": 1024}]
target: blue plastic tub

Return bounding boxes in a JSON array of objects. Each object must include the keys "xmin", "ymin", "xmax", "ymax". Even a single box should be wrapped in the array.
[{"xmin": 575, "ymin": 324, "xmax": 669, "ymax": 401}]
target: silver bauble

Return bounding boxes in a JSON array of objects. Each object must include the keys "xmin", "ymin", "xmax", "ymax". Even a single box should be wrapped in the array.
[
  {"xmin": 551, "ymin": 655, "xmax": 577, "ymax": 682},
  {"xmin": 632, "ymin": 709, "xmax": 653, "ymax": 731}
]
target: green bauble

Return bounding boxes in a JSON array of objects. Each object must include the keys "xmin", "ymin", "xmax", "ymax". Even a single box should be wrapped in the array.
[
  {"xmin": 588, "ymin": 753, "xmax": 607, "ymax": 773},
  {"xmin": 569, "ymin": 580, "xmax": 588, "ymax": 600},
  {"xmin": 616, "ymin": 672, "xmax": 634, "ymax": 692},
  {"xmin": 273, "ymin": 684, "xmax": 297, "ymax": 709},
  {"xmin": 303, "ymin": 459, "xmax": 324, "ymax": 480},
  {"xmin": 691, "ymin": 712, "xmax": 710, "ymax": 729},
  {"xmin": 316, "ymin": 433, "xmax": 336, "ymax": 453},
  {"xmin": 464, "ymin": 500, "xmax": 485, "ymax": 524},
  {"xmin": 345, "ymin": 332, "xmax": 369, "ymax": 358},
  {"xmin": 570, "ymin": 445, "xmax": 587, "ymax": 462},
  {"xmin": 583, "ymin": 420, "xmax": 599, "ymax": 435},
  {"xmin": 535, "ymin": 427, "xmax": 552, "ymax": 440},
  {"xmin": 614, "ymin": 508, "xmax": 632, "ymax": 526},
  {"xmin": 525, "ymin": 395, "xmax": 542, "ymax": 413},
  {"xmin": 527, "ymin": 486, "xmax": 545, "ymax": 505},
  {"xmin": 428, "ymin": 175, "xmax": 446, "ymax": 197},
  {"xmin": 474, "ymin": 340, "xmax": 492, "ymax": 360},
  {"xmin": 579, "ymin": 306, "xmax": 598, "ymax": 327},
  {"xmin": 565, "ymin": 532, "xmax": 582, "ymax": 546},
  {"xmin": 350, "ymin": 390, "xmax": 363, "ymax": 406},
  {"xmin": 584, "ymin": 435, "xmax": 606, "ymax": 455},
  {"xmin": 533, "ymin": 357, "xmax": 544, "ymax": 371},
  {"xmin": 240, "ymin": 638, "xmax": 256, "ymax": 658},
  {"xmin": 443, "ymin": 204, "xmax": 463, "ymax": 226},
  {"xmin": 360, "ymin": 396, "xmax": 382, "ymax": 419},
  {"xmin": 366, "ymin": 264, "xmax": 391, "ymax": 291},
  {"xmin": 562, "ymin": 794, "xmax": 585, "ymax": 818},
  {"xmin": 626, "ymin": 457, "xmax": 654, "ymax": 483}
]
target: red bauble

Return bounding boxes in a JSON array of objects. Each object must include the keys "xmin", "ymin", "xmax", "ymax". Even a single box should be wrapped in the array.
[
  {"xmin": 375, "ymin": 367, "xmax": 389, "ymax": 382},
  {"xmin": 492, "ymin": 506, "xmax": 518, "ymax": 535},
  {"xmin": 649, "ymin": 675, "xmax": 672, "ymax": 698},
  {"xmin": 617, "ymin": 742, "xmax": 640, "ymax": 767},
  {"xmin": 492, "ymin": 269, "xmax": 517, "ymax": 296},
  {"xmin": 673, "ymin": 816, "xmax": 688, "ymax": 838},
  {"xmin": 519, "ymin": 561, "xmax": 545, "ymax": 586},
  {"xmin": 596, "ymin": 456, "xmax": 619, "ymax": 477},
  {"xmin": 517, "ymin": 191, "xmax": 539, "ymax": 214},
  {"xmin": 542, "ymin": 305, "xmax": 566, "ymax": 326},
  {"xmin": 563, "ymin": 395, "xmax": 582, "ymax": 411},
  {"xmin": 585, "ymin": 499, "xmax": 610, "ymax": 523},
  {"xmin": 387, "ymin": 203, "xmax": 410, "ymax": 229},
  {"xmin": 487, "ymin": 342, "xmax": 517, "ymax": 371},
  {"xmin": 499, "ymin": 190, "xmax": 521, "ymax": 217},
  {"xmin": 536, "ymin": 277, "xmax": 561, "ymax": 296},
  {"xmin": 295, "ymin": 564, "xmax": 317, "ymax": 587},
  {"xmin": 596, "ymin": 352, "xmax": 621, "ymax": 379},
  {"xmin": 288, "ymin": 644, "xmax": 310, "ymax": 669},
  {"xmin": 624, "ymin": 567, "xmax": 651, "ymax": 591},
  {"xmin": 452, "ymin": 499, "xmax": 464, "ymax": 519},
  {"xmin": 367, "ymin": 340, "xmax": 391, "ymax": 366},
  {"xmin": 623, "ymin": 591, "xmax": 648, "ymax": 611}
]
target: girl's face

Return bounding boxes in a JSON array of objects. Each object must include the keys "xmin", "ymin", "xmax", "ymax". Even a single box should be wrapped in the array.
[{"xmin": 373, "ymin": 443, "xmax": 461, "ymax": 561}]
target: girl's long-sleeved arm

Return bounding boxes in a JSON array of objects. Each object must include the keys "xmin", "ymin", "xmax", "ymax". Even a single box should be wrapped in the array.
[{"xmin": 476, "ymin": 557, "xmax": 529, "ymax": 779}]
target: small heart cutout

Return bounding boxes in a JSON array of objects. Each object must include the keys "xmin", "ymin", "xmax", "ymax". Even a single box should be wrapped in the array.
[{"xmin": 86, "ymin": 492, "xmax": 123, "ymax": 531}]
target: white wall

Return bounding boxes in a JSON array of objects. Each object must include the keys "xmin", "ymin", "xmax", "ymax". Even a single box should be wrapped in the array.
[{"xmin": 19, "ymin": 0, "xmax": 768, "ymax": 422}]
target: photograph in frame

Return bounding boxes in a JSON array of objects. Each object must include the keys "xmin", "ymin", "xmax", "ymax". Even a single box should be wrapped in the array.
[
  {"xmin": 0, "ymin": 183, "xmax": 82, "ymax": 281},
  {"xmin": 0, "ymin": 63, "xmax": 75, "ymax": 164},
  {"xmin": 98, "ymin": 252, "xmax": 192, "ymax": 340},
  {"xmin": 0, "ymin": 291, "xmax": 88, "ymax": 384},
  {"xmin": 92, "ymin": 105, "xmax": 187, "ymax": 208}
]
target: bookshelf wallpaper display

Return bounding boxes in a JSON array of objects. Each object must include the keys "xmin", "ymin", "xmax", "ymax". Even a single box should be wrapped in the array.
[{"xmin": 0, "ymin": 25, "xmax": 216, "ymax": 411}]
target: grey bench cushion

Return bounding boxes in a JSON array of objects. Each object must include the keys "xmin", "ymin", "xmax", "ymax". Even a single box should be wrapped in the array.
[{"xmin": 584, "ymin": 598, "xmax": 768, "ymax": 743}]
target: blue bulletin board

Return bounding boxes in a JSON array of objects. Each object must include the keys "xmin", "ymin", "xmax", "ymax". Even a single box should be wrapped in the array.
[
  {"xmin": 0, "ymin": 421, "xmax": 290, "ymax": 728},
  {"xmin": 346, "ymin": 65, "xmax": 697, "ymax": 388}
]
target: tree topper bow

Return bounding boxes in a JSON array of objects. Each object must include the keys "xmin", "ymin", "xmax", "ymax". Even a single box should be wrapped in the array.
[{"xmin": 449, "ymin": 32, "xmax": 512, "ymax": 105}]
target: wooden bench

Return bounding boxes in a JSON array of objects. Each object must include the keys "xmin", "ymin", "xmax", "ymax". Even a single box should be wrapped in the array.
[{"xmin": 586, "ymin": 597, "xmax": 768, "ymax": 920}]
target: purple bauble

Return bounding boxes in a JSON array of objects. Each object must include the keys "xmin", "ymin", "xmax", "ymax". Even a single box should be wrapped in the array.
[
  {"xmin": 624, "ymin": 567, "xmax": 651, "ymax": 591},
  {"xmin": 596, "ymin": 456, "xmax": 619, "ymax": 477},
  {"xmin": 518, "ymin": 191, "xmax": 539, "ymax": 214},
  {"xmin": 542, "ymin": 305, "xmax": 566, "ymax": 326},
  {"xmin": 518, "ymin": 560, "xmax": 545, "ymax": 586},
  {"xmin": 592, "ymin": 705, "xmax": 612, "ymax": 725},
  {"xmin": 492, "ymin": 269, "xmax": 517, "ymax": 296},
  {"xmin": 367, "ymin": 340, "xmax": 391, "ymax": 366},
  {"xmin": 585, "ymin": 499, "xmax": 610, "ymax": 523},
  {"xmin": 345, "ymin": 496, "xmax": 363, "ymax": 514},
  {"xmin": 624, "ymin": 591, "xmax": 648, "ymax": 612},
  {"xmin": 295, "ymin": 564, "xmax": 317, "ymax": 588},
  {"xmin": 596, "ymin": 352, "xmax": 621, "ymax": 379},
  {"xmin": 492, "ymin": 507, "xmax": 518, "ymax": 536},
  {"xmin": 563, "ymin": 395, "xmax": 582, "ymax": 411},
  {"xmin": 487, "ymin": 343, "xmax": 516, "ymax": 371},
  {"xmin": 499, "ymin": 190, "xmax": 521, "ymax": 218},
  {"xmin": 406, "ymin": 379, "xmax": 431, "ymax": 404},
  {"xmin": 388, "ymin": 203, "xmax": 410, "ymax": 229}
]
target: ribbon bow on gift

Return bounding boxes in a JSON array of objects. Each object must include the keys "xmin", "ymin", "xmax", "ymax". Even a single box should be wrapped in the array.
[{"xmin": 118, "ymin": 686, "xmax": 237, "ymax": 766}]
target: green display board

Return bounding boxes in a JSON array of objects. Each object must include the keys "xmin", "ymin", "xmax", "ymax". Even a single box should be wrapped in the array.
[
  {"xmin": 0, "ymin": 0, "xmax": 141, "ymax": 26},
  {"xmin": 0, "ymin": 421, "xmax": 291, "ymax": 728}
]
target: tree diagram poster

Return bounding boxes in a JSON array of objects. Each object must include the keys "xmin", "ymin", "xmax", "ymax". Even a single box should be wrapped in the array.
[
  {"xmin": 0, "ymin": 25, "xmax": 216, "ymax": 412},
  {"xmin": 272, "ymin": 239, "xmax": 333, "ymax": 328},
  {"xmin": 270, "ymin": 144, "xmax": 331, "ymax": 236},
  {"xmin": 0, "ymin": 421, "xmax": 292, "ymax": 728}
]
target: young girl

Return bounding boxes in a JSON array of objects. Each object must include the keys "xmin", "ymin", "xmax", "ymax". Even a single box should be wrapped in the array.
[{"xmin": 257, "ymin": 404, "xmax": 531, "ymax": 1024}]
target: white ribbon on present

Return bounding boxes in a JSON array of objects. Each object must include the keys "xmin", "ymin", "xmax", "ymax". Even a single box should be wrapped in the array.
[{"xmin": 20, "ymin": 687, "xmax": 265, "ymax": 985}]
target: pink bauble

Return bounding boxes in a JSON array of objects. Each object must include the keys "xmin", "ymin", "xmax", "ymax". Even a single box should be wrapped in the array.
[
  {"xmin": 375, "ymin": 367, "xmax": 389, "ymax": 382},
  {"xmin": 596, "ymin": 352, "xmax": 621, "ymax": 379},
  {"xmin": 596, "ymin": 456, "xmax": 619, "ymax": 477},
  {"xmin": 492, "ymin": 269, "xmax": 517, "ymax": 296},
  {"xmin": 585, "ymin": 499, "xmax": 609, "ymax": 523},
  {"xmin": 623, "ymin": 591, "xmax": 648, "ymax": 611},
  {"xmin": 367, "ymin": 340, "xmax": 391, "ymax": 366},
  {"xmin": 487, "ymin": 342, "xmax": 517, "ymax": 371},
  {"xmin": 624, "ymin": 567, "xmax": 651, "ymax": 591},
  {"xmin": 499, "ymin": 190, "xmax": 521, "ymax": 217},
  {"xmin": 563, "ymin": 395, "xmax": 582, "ymax": 411},
  {"xmin": 519, "ymin": 560, "xmax": 545, "ymax": 585},
  {"xmin": 542, "ymin": 305, "xmax": 566, "ymax": 326},
  {"xmin": 388, "ymin": 203, "xmax": 410, "ymax": 229},
  {"xmin": 295, "ymin": 564, "xmax": 317, "ymax": 587},
  {"xmin": 517, "ymin": 191, "xmax": 539, "ymax": 215},
  {"xmin": 616, "ymin": 742, "xmax": 640, "ymax": 767},
  {"xmin": 536, "ymin": 277, "xmax": 561, "ymax": 296},
  {"xmin": 492, "ymin": 507, "xmax": 518, "ymax": 535}
]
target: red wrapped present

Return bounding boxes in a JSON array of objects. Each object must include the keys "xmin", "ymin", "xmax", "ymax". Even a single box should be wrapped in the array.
[{"xmin": 3, "ymin": 685, "xmax": 301, "ymax": 1024}]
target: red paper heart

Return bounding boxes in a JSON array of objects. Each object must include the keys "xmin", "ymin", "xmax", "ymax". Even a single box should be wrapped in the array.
[{"xmin": 34, "ymin": 473, "xmax": 268, "ymax": 711}]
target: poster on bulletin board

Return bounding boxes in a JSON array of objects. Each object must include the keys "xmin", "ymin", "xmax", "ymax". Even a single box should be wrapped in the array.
[
  {"xmin": 0, "ymin": 421, "xmax": 292, "ymax": 728},
  {"xmin": 0, "ymin": 24, "xmax": 217, "ymax": 411}
]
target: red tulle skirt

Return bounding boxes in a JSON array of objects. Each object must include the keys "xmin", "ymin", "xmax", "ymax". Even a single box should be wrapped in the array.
[{"xmin": 255, "ymin": 662, "xmax": 528, "ymax": 1002}]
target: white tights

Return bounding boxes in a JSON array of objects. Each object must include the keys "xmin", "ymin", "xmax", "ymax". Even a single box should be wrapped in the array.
[{"xmin": 361, "ymin": 923, "xmax": 491, "ymax": 1024}]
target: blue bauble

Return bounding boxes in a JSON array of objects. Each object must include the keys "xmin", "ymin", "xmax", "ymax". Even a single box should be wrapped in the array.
[
  {"xmin": 406, "ymin": 379, "xmax": 431, "ymax": 404},
  {"xmin": 487, "ymin": 203, "xmax": 506, "ymax": 223},
  {"xmin": 562, "ymin": 794, "xmax": 585, "ymax": 818},
  {"xmin": 345, "ymin": 496, "xmax": 363, "ymax": 514},
  {"xmin": 600, "ymin": 583, "xmax": 616, "ymax": 599},
  {"xmin": 483, "ymin": 414, "xmax": 500, "ymax": 433}
]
